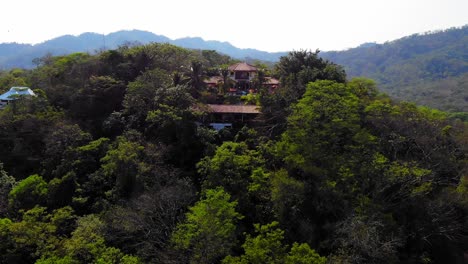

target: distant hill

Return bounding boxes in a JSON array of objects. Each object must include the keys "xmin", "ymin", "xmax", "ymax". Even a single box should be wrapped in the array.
[
  {"xmin": 0, "ymin": 30, "xmax": 287, "ymax": 69},
  {"xmin": 321, "ymin": 26, "xmax": 468, "ymax": 112}
]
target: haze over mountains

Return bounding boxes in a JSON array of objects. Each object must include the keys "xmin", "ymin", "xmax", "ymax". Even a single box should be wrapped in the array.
[{"xmin": 0, "ymin": 26, "xmax": 467, "ymax": 112}]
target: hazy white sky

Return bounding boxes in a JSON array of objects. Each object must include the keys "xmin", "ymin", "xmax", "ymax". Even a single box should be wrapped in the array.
[{"xmin": 1, "ymin": 0, "xmax": 467, "ymax": 52}]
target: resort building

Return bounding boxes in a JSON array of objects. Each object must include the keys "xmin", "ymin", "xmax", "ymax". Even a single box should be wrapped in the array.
[
  {"xmin": 0, "ymin": 87, "xmax": 36, "ymax": 109},
  {"xmin": 204, "ymin": 62, "xmax": 280, "ymax": 94}
]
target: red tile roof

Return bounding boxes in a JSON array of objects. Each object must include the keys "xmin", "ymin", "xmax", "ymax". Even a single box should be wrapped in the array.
[
  {"xmin": 228, "ymin": 62, "xmax": 258, "ymax": 72},
  {"xmin": 207, "ymin": 104, "xmax": 260, "ymax": 114}
]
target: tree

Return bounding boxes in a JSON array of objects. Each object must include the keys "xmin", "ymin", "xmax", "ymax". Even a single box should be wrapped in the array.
[
  {"xmin": 0, "ymin": 68, "xmax": 29, "ymax": 92},
  {"xmin": 329, "ymin": 214, "xmax": 402, "ymax": 263},
  {"xmin": 2, "ymin": 206, "xmax": 76, "ymax": 263},
  {"xmin": 201, "ymin": 50, "xmax": 232, "ymax": 68},
  {"xmin": 220, "ymin": 65, "xmax": 233, "ymax": 94},
  {"xmin": 171, "ymin": 187, "xmax": 243, "ymax": 264},
  {"xmin": 260, "ymin": 50, "xmax": 346, "ymax": 138},
  {"xmin": 144, "ymin": 84, "xmax": 206, "ymax": 170},
  {"xmin": 69, "ymin": 75, "xmax": 126, "ymax": 136},
  {"xmin": 347, "ymin": 77, "xmax": 378, "ymax": 101},
  {"xmin": 145, "ymin": 84, "xmax": 195, "ymax": 142},
  {"xmin": 9, "ymin": 174, "xmax": 48, "ymax": 211},
  {"xmin": 197, "ymin": 141, "xmax": 264, "ymax": 206},
  {"xmin": 0, "ymin": 92, "xmax": 63, "ymax": 179},
  {"xmin": 251, "ymin": 68, "xmax": 266, "ymax": 91},
  {"xmin": 100, "ymin": 137, "xmax": 145, "ymax": 199},
  {"xmin": 0, "ymin": 163, "xmax": 15, "ymax": 216},
  {"xmin": 41, "ymin": 122, "xmax": 92, "ymax": 180},
  {"xmin": 279, "ymin": 80, "xmax": 363, "ymax": 173},
  {"xmin": 102, "ymin": 178, "xmax": 196, "ymax": 262},
  {"xmin": 38, "ymin": 214, "xmax": 140, "ymax": 264},
  {"xmin": 187, "ymin": 60, "xmax": 206, "ymax": 98},
  {"xmin": 122, "ymin": 68, "xmax": 172, "ymax": 130},
  {"xmin": 275, "ymin": 50, "xmax": 346, "ymax": 101},
  {"xmin": 223, "ymin": 222, "xmax": 326, "ymax": 264}
]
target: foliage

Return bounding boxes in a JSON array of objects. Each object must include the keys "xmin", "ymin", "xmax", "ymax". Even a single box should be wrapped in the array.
[
  {"xmin": 260, "ymin": 50, "xmax": 347, "ymax": 138},
  {"xmin": 279, "ymin": 80, "xmax": 363, "ymax": 172},
  {"xmin": 197, "ymin": 141, "xmax": 264, "ymax": 218},
  {"xmin": 0, "ymin": 206, "xmax": 75, "ymax": 263},
  {"xmin": 171, "ymin": 187, "xmax": 243, "ymax": 264},
  {"xmin": 100, "ymin": 137, "xmax": 145, "ymax": 199},
  {"xmin": 240, "ymin": 93, "xmax": 260, "ymax": 105},
  {"xmin": 0, "ymin": 44, "xmax": 466, "ymax": 263},
  {"xmin": 0, "ymin": 163, "xmax": 16, "ymax": 215},
  {"xmin": 275, "ymin": 49, "xmax": 346, "ymax": 100},
  {"xmin": 69, "ymin": 75, "xmax": 126, "ymax": 136},
  {"xmin": 38, "ymin": 214, "xmax": 140, "ymax": 264},
  {"xmin": 9, "ymin": 174, "xmax": 48, "ymax": 210},
  {"xmin": 102, "ymin": 178, "xmax": 196, "ymax": 262},
  {"xmin": 223, "ymin": 222, "xmax": 326, "ymax": 264}
]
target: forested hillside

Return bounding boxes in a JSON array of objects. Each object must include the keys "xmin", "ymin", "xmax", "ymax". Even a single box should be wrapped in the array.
[
  {"xmin": 0, "ymin": 45, "xmax": 467, "ymax": 263},
  {"xmin": 322, "ymin": 26, "xmax": 468, "ymax": 112},
  {"xmin": 2, "ymin": 26, "xmax": 466, "ymax": 115}
]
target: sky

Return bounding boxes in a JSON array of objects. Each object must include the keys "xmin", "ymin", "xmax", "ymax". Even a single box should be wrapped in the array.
[{"xmin": 1, "ymin": 0, "xmax": 467, "ymax": 52}]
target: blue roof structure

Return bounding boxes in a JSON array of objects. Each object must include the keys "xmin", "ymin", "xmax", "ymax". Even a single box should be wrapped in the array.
[{"xmin": 0, "ymin": 87, "xmax": 36, "ymax": 101}]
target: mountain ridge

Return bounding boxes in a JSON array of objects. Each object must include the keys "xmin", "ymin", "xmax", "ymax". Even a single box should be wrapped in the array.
[
  {"xmin": 0, "ymin": 30, "xmax": 288, "ymax": 69},
  {"xmin": 321, "ymin": 25, "xmax": 468, "ymax": 112}
]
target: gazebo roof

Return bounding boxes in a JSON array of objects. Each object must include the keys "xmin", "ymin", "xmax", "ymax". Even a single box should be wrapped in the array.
[
  {"xmin": 0, "ymin": 87, "xmax": 36, "ymax": 101},
  {"xmin": 228, "ymin": 62, "xmax": 258, "ymax": 72}
]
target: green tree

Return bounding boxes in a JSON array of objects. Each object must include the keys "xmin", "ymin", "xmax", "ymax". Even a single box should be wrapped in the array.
[
  {"xmin": 38, "ymin": 214, "xmax": 140, "ymax": 264},
  {"xmin": 30, "ymin": 52, "xmax": 98, "ymax": 110},
  {"xmin": 69, "ymin": 75, "xmax": 126, "ymax": 136},
  {"xmin": 286, "ymin": 243, "xmax": 327, "ymax": 264},
  {"xmin": 9, "ymin": 174, "xmax": 48, "ymax": 210},
  {"xmin": 122, "ymin": 68, "xmax": 172, "ymax": 129},
  {"xmin": 275, "ymin": 50, "xmax": 346, "ymax": 101},
  {"xmin": 198, "ymin": 141, "xmax": 264, "ymax": 203},
  {"xmin": 0, "ymin": 217, "xmax": 15, "ymax": 263},
  {"xmin": 279, "ymin": 80, "xmax": 364, "ymax": 173},
  {"xmin": 0, "ymin": 163, "xmax": 16, "ymax": 215},
  {"xmin": 145, "ymin": 84, "xmax": 195, "ymax": 143},
  {"xmin": 171, "ymin": 187, "xmax": 243, "ymax": 264},
  {"xmin": 187, "ymin": 60, "xmax": 206, "ymax": 98},
  {"xmin": 0, "ymin": 93, "xmax": 63, "ymax": 178},
  {"xmin": 41, "ymin": 122, "xmax": 92, "ymax": 180},
  {"xmin": 219, "ymin": 65, "xmax": 233, "ymax": 94},
  {"xmin": 2, "ymin": 206, "xmax": 75, "ymax": 263},
  {"xmin": 260, "ymin": 50, "xmax": 346, "ymax": 138},
  {"xmin": 0, "ymin": 68, "xmax": 29, "ymax": 92},
  {"xmin": 347, "ymin": 77, "xmax": 378, "ymax": 101},
  {"xmin": 100, "ymin": 137, "xmax": 145, "ymax": 199},
  {"xmin": 223, "ymin": 222, "xmax": 325, "ymax": 264}
]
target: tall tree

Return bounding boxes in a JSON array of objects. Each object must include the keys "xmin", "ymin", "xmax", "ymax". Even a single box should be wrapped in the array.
[
  {"xmin": 260, "ymin": 50, "xmax": 346, "ymax": 138},
  {"xmin": 187, "ymin": 60, "xmax": 206, "ymax": 98},
  {"xmin": 223, "ymin": 221, "xmax": 326, "ymax": 264},
  {"xmin": 275, "ymin": 50, "xmax": 346, "ymax": 101},
  {"xmin": 171, "ymin": 187, "xmax": 243, "ymax": 264}
]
